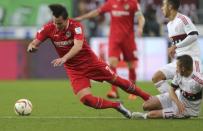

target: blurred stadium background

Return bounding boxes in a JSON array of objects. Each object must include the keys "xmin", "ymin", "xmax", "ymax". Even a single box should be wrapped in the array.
[
  {"xmin": 0, "ymin": 0, "xmax": 203, "ymax": 131},
  {"xmin": 0, "ymin": 0, "xmax": 203, "ymax": 80}
]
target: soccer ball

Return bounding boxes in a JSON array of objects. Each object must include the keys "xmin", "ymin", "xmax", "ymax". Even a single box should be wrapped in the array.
[{"xmin": 14, "ymin": 99, "xmax": 32, "ymax": 116}]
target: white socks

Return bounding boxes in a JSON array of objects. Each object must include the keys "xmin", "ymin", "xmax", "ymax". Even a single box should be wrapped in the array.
[
  {"xmin": 143, "ymin": 113, "xmax": 148, "ymax": 119},
  {"xmin": 132, "ymin": 112, "xmax": 148, "ymax": 119}
]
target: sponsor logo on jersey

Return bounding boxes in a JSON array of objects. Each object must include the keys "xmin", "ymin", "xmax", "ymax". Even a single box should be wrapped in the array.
[
  {"xmin": 54, "ymin": 40, "xmax": 73, "ymax": 47},
  {"xmin": 75, "ymin": 27, "xmax": 82, "ymax": 34},
  {"xmin": 112, "ymin": 10, "xmax": 130, "ymax": 16}
]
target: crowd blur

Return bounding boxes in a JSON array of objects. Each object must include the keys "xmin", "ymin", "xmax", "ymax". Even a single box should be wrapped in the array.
[
  {"xmin": 73, "ymin": 0, "xmax": 107, "ymax": 40},
  {"xmin": 74, "ymin": 0, "xmax": 200, "ymax": 38}
]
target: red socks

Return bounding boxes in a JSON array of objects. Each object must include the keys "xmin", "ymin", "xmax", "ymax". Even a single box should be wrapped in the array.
[
  {"xmin": 80, "ymin": 94, "xmax": 120, "ymax": 109},
  {"xmin": 110, "ymin": 76, "xmax": 151, "ymax": 101}
]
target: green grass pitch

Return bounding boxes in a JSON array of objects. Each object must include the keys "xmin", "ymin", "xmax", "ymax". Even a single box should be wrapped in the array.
[{"xmin": 0, "ymin": 80, "xmax": 202, "ymax": 131}]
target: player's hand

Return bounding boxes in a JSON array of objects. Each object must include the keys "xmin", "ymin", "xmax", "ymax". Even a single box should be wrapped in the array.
[
  {"xmin": 168, "ymin": 45, "xmax": 176, "ymax": 59},
  {"xmin": 137, "ymin": 26, "xmax": 143, "ymax": 37},
  {"xmin": 51, "ymin": 57, "xmax": 67, "ymax": 67},
  {"xmin": 27, "ymin": 44, "xmax": 38, "ymax": 53},
  {"xmin": 176, "ymin": 101, "xmax": 185, "ymax": 114}
]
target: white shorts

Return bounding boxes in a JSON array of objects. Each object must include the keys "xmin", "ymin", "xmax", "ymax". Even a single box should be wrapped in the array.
[
  {"xmin": 156, "ymin": 91, "xmax": 191, "ymax": 119},
  {"xmin": 157, "ymin": 92, "xmax": 179, "ymax": 118},
  {"xmin": 160, "ymin": 56, "xmax": 202, "ymax": 79}
]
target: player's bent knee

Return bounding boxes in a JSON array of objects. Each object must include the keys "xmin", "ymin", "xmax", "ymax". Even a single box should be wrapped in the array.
[
  {"xmin": 142, "ymin": 98, "xmax": 158, "ymax": 111},
  {"xmin": 76, "ymin": 87, "xmax": 92, "ymax": 99},
  {"xmin": 80, "ymin": 95, "xmax": 93, "ymax": 106}
]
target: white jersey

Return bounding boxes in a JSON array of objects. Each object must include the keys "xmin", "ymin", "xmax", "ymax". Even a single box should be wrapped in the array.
[
  {"xmin": 167, "ymin": 13, "xmax": 200, "ymax": 57},
  {"xmin": 171, "ymin": 72, "xmax": 203, "ymax": 116}
]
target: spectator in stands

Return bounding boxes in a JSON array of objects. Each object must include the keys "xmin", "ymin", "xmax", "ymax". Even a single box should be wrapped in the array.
[{"xmin": 143, "ymin": 4, "xmax": 161, "ymax": 36}]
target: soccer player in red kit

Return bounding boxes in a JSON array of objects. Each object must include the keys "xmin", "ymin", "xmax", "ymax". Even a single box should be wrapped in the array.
[
  {"xmin": 27, "ymin": 4, "xmax": 150, "ymax": 118},
  {"xmin": 75, "ymin": 0, "xmax": 145, "ymax": 99}
]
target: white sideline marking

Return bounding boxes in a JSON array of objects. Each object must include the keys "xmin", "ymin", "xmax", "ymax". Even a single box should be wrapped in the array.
[
  {"xmin": 0, "ymin": 116, "xmax": 203, "ymax": 119},
  {"xmin": 0, "ymin": 116, "xmax": 123, "ymax": 119}
]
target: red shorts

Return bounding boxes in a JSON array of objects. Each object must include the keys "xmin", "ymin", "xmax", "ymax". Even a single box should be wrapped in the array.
[
  {"xmin": 109, "ymin": 35, "xmax": 137, "ymax": 61},
  {"xmin": 64, "ymin": 60, "xmax": 116, "ymax": 94}
]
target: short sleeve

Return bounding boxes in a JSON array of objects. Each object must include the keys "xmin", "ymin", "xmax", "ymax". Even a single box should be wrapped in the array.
[
  {"xmin": 73, "ymin": 22, "xmax": 84, "ymax": 40},
  {"xmin": 135, "ymin": 0, "xmax": 139, "ymax": 12},
  {"xmin": 36, "ymin": 26, "xmax": 49, "ymax": 42},
  {"xmin": 193, "ymin": 73, "xmax": 203, "ymax": 88},
  {"xmin": 98, "ymin": 1, "xmax": 111, "ymax": 14},
  {"xmin": 183, "ymin": 16, "xmax": 198, "ymax": 35}
]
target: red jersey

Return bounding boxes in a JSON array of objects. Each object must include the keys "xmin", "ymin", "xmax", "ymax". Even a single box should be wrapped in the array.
[
  {"xmin": 36, "ymin": 19, "xmax": 98, "ymax": 70},
  {"xmin": 98, "ymin": 0, "xmax": 139, "ymax": 40}
]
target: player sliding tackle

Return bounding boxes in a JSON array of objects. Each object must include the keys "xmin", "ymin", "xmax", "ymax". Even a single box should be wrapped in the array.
[
  {"xmin": 132, "ymin": 55, "xmax": 203, "ymax": 119},
  {"xmin": 27, "ymin": 4, "xmax": 151, "ymax": 119}
]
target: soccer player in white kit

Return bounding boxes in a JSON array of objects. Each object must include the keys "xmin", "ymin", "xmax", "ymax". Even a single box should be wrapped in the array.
[
  {"xmin": 132, "ymin": 55, "xmax": 203, "ymax": 119},
  {"xmin": 152, "ymin": 0, "xmax": 202, "ymax": 93}
]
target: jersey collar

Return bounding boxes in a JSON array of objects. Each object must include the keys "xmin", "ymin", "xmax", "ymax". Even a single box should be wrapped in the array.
[{"xmin": 66, "ymin": 19, "xmax": 70, "ymax": 30}]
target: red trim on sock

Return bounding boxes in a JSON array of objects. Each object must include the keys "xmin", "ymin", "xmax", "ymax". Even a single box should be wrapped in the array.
[{"xmin": 80, "ymin": 94, "xmax": 120, "ymax": 109}]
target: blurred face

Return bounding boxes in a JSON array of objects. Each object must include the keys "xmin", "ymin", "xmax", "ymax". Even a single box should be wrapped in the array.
[
  {"xmin": 176, "ymin": 61, "xmax": 185, "ymax": 76},
  {"xmin": 53, "ymin": 16, "xmax": 67, "ymax": 30},
  {"xmin": 161, "ymin": 0, "xmax": 170, "ymax": 18}
]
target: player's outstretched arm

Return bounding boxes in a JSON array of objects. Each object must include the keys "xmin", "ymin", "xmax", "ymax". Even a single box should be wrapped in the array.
[
  {"xmin": 74, "ymin": 9, "xmax": 100, "ymax": 21},
  {"xmin": 137, "ymin": 14, "xmax": 145, "ymax": 36},
  {"xmin": 27, "ymin": 39, "xmax": 41, "ymax": 53},
  {"xmin": 135, "ymin": 4, "xmax": 145, "ymax": 36},
  {"xmin": 169, "ymin": 87, "xmax": 185, "ymax": 114}
]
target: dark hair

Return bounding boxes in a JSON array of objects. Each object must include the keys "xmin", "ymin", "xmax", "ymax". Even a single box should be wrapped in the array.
[
  {"xmin": 49, "ymin": 4, "xmax": 68, "ymax": 19},
  {"xmin": 177, "ymin": 55, "xmax": 193, "ymax": 71},
  {"xmin": 167, "ymin": 0, "xmax": 181, "ymax": 10}
]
